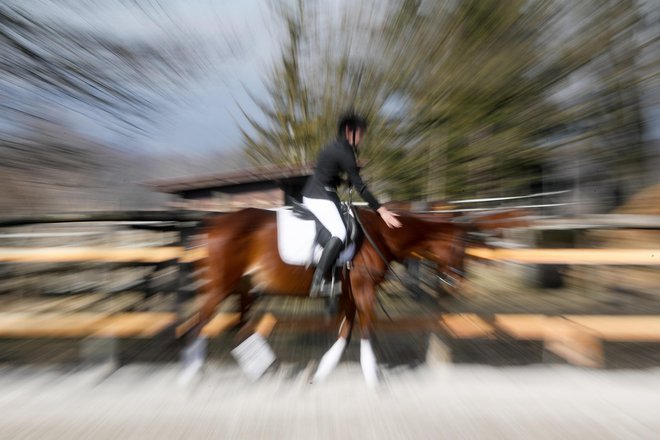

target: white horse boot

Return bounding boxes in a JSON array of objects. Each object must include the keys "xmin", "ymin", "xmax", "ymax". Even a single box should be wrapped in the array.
[
  {"xmin": 312, "ymin": 337, "xmax": 347, "ymax": 383},
  {"xmin": 360, "ymin": 339, "xmax": 379, "ymax": 388},
  {"xmin": 178, "ymin": 335, "xmax": 207, "ymax": 386}
]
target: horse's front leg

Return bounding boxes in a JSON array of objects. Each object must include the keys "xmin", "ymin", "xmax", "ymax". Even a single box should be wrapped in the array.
[
  {"xmin": 312, "ymin": 278, "xmax": 356, "ymax": 383},
  {"xmin": 352, "ymin": 274, "xmax": 380, "ymax": 388}
]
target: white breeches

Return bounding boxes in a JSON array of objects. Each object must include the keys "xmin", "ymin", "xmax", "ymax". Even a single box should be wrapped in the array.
[{"xmin": 302, "ymin": 196, "xmax": 347, "ymax": 242}]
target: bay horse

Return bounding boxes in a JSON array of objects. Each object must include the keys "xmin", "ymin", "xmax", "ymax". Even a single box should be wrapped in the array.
[{"xmin": 179, "ymin": 205, "xmax": 512, "ymax": 386}]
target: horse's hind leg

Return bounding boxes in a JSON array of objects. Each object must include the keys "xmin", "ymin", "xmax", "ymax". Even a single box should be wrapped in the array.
[
  {"xmin": 312, "ymin": 278, "xmax": 356, "ymax": 383},
  {"xmin": 178, "ymin": 240, "xmax": 242, "ymax": 385},
  {"xmin": 238, "ymin": 277, "xmax": 256, "ymax": 324}
]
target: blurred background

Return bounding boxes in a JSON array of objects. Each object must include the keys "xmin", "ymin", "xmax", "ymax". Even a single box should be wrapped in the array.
[
  {"xmin": 2, "ymin": 2, "xmax": 660, "ymax": 438},
  {"xmin": 0, "ymin": 0, "xmax": 659, "ymax": 215}
]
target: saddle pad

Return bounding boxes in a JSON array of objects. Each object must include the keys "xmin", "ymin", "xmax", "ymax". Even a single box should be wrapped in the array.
[
  {"xmin": 276, "ymin": 208, "xmax": 320, "ymax": 266},
  {"xmin": 276, "ymin": 208, "xmax": 355, "ymax": 267}
]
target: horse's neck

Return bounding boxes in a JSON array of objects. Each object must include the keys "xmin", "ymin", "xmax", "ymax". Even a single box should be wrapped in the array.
[
  {"xmin": 396, "ymin": 216, "xmax": 447, "ymax": 258},
  {"xmin": 360, "ymin": 209, "xmax": 442, "ymax": 261}
]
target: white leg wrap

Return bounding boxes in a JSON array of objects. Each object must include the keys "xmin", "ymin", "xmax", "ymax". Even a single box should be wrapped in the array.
[
  {"xmin": 178, "ymin": 336, "xmax": 207, "ymax": 386},
  {"xmin": 231, "ymin": 333, "xmax": 277, "ymax": 382},
  {"xmin": 360, "ymin": 339, "xmax": 379, "ymax": 388},
  {"xmin": 312, "ymin": 337, "xmax": 347, "ymax": 383}
]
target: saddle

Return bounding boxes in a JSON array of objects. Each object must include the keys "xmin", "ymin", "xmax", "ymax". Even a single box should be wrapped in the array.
[{"xmin": 276, "ymin": 198, "xmax": 360, "ymax": 267}]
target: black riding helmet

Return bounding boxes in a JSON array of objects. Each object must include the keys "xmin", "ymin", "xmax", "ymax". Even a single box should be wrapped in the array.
[{"xmin": 337, "ymin": 112, "xmax": 368, "ymax": 137}]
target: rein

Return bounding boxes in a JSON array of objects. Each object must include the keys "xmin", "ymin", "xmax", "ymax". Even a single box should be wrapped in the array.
[
  {"xmin": 346, "ymin": 189, "xmax": 396, "ymax": 321},
  {"xmin": 353, "ymin": 206, "xmax": 400, "ymax": 277},
  {"xmin": 354, "ymin": 205, "xmax": 465, "ymax": 289},
  {"xmin": 352, "ymin": 204, "xmax": 418, "ymax": 322}
]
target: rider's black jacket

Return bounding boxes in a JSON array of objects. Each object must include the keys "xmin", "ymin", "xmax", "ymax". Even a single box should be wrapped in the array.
[{"xmin": 302, "ymin": 137, "xmax": 381, "ymax": 210}]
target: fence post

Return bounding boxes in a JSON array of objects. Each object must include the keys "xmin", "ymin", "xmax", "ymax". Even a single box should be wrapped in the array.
[
  {"xmin": 175, "ymin": 223, "xmax": 198, "ymax": 318},
  {"xmin": 535, "ymin": 229, "xmax": 577, "ymax": 288}
]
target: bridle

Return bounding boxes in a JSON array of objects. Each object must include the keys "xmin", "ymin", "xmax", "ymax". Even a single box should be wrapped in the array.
[
  {"xmin": 429, "ymin": 226, "xmax": 468, "ymax": 289},
  {"xmin": 352, "ymin": 204, "xmax": 467, "ymax": 288}
]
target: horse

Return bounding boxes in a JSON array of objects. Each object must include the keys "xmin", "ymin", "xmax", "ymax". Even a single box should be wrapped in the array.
[{"xmin": 178, "ymin": 205, "xmax": 518, "ymax": 386}]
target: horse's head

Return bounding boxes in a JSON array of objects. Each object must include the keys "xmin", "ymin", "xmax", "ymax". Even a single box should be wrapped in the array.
[
  {"xmin": 358, "ymin": 206, "xmax": 531, "ymax": 296},
  {"xmin": 354, "ymin": 207, "xmax": 470, "ymax": 295},
  {"xmin": 412, "ymin": 219, "xmax": 470, "ymax": 296},
  {"xmin": 428, "ymin": 209, "xmax": 532, "ymax": 295}
]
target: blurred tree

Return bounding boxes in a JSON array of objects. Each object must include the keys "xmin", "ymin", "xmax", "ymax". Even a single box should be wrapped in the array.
[
  {"xmin": 241, "ymin": 1, "xmax": 417, "ymax": 201},
  {"xmin": 0, "ymin": 0, "xmax": 222, "ymax": 213},
  {"xmin": 0, "ymin": 0, "xmax": 217, "ymax": 135},
  {"xmin": 241, "ymin": 1, "xmax": 318, "ymax": 166},
  {"xmin": 242, "ymin": 0, "xmax": 656, "ymax": 207},
  {"xmin": 378, "ymin": 0, "xmax": 567, "ymax": 199},
  {"xmin": 530, "ymin": 0, "xmax": 652, "ymax": 211},
  {"xmin": 242, "ymin": 0, "xmax": 564, "ymax": 200},
  {"xmin": 577, "ymin": 0, "xmax": 647, "ymax": 199}
]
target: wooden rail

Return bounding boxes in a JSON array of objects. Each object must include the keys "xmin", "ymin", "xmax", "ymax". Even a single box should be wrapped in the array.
[
  {"xmin": 0, "ymin": 312, "xmax": 238, "ymax": 339},
  {"xmin": 2, "ymin": 312, "xmax": 659, "ymax": 369},
  {"xmin": 2, "ymin": 247, "xmax": 660, "ymax": 265},
  {"xmin": 0, "ymin": 210, "xmax": 211, "ymax": 227},
  {"xmin": 0, "ymin": 312, "xmax": 176, "ymax": 338},
  {"xmin": 467, "ymin": 248, "xmax": 660, "ymax": 265},
  {"xmin": 439, "ymin": 313, "xmax": 660, "ymax": 368},
  {"xmin": 0, "ymin": 246, "xmax": 206, "ymax": 263}
]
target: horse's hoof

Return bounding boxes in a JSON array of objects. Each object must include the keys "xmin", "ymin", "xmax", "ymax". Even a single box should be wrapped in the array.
[
  {"xmin": 231, "ymin": 333, "xmax": 276, "ymax": 381},
  {"xmin": 177, "ymin": 359, "xmax": 203, "ymax": 387},
  {"xmin": 363, "ymin": 371, "xmax": 379, "ymax": 388},
  {"xmin": 178, "ymin": 336, "xmax": 207, "ymax": 386}
]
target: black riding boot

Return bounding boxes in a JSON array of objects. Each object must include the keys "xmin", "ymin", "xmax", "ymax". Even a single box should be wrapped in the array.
[{"xmin": 309, "ymin": 237, "xmax": 343, "ymax": 297}]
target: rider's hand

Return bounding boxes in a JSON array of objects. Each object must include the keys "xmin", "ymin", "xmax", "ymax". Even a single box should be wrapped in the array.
[{"xmin": 377, "ymin": 207, "xmax": 402, "ymax": 229}]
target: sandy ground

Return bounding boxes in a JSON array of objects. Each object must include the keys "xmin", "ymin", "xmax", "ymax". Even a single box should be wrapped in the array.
[
  {"xmin": 1, "ymin": 260, "xmax": 660, "ymax": 440},
  {"xmin": 1, "ymin": 361, "xmax": 659, "ymax": 440}
]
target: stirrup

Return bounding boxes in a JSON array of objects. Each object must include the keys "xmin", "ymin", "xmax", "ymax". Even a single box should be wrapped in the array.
[
  {"xmin": 309, "ymin": 237, "xmax": 343, "ymax": 298},
  {"xmin": 309, "ymin": 276, "xmax": 334, "ymax": 297},
  {"xmin": 310, "ymin": 279, "xmax": 340, "ymax": 298},
  {"xmin": 310, "ymin": 269, "xmax": 340, "ymax": 298}
]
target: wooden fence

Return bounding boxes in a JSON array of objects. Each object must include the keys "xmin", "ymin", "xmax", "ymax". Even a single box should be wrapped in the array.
[{"xmin": 1, "ymin": 210, "xmax": 660, "ymax": 368}]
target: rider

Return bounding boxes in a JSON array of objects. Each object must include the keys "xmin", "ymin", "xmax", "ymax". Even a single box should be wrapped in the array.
[{"xmin": 302, "ymin": 112, "xmax": 402, "ymax": 297}]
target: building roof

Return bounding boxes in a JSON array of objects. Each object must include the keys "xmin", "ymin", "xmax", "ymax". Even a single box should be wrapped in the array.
[{"xmin": 145, "ymin": 163, "xmax": 314, "ymax": 194}]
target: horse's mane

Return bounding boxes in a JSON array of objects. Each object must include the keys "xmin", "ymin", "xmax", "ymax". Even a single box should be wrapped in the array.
[
  {"xmin": 355, "ymin": 206, "xmax": 458, "ymax": 228},
  {"xmin": 362, "ymin": 205, "xmax": 531, "ymax": 230},
  {"xmin": 355, "ymin": 206, "xmax": 460, "ymax": 243}
]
